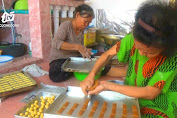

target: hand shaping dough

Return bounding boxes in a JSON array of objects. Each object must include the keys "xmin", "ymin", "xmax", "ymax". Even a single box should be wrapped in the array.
[{"xmin": 87, "ymin": 80, "xmax": 99, "ymax": 91}]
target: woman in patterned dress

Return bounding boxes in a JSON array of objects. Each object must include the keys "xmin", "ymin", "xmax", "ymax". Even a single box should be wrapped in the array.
[{"xmin": 80, "ymin": 1, "xmax": 177, "ymax": 117}]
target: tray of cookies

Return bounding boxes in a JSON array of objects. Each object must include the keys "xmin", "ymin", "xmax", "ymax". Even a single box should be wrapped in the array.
[
  {"xmin": 44, "ymin": 86, "xmax": 141, "ymax": 118},
  {"xmin": 15, "ymin": 92, "xmax": 61, "ymax": 118},
  {"xmin": 0, "ymin": 71, "xmax": 37, "ymax": 97}
]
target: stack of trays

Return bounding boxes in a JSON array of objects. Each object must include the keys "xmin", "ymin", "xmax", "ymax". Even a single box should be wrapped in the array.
[{"xmin": 0, "ymin": 71, "xmax": 37, "ymax": 97}]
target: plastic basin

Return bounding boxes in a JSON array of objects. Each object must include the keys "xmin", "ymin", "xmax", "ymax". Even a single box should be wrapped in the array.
[
  {"xmin": 73, "ymin": 69, "xmax": 103, "ymax": 81},
  {"xmin": 0, "ymin": 55, "xmax": 14, "ymax": 66},
  {"xmin": 14, "ymin": 0, "xmax": 28, "ymax": 10}
]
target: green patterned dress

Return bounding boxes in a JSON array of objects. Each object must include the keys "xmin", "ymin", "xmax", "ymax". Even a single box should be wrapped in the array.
[{"xmin": 116, "ymin": 33, "xmax": 177, "ymax": 118}]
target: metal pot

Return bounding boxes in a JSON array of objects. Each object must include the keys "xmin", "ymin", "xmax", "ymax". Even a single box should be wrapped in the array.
[{"xmin": 100, "ymin": 34, "xmax": 124, "ymax": 50}]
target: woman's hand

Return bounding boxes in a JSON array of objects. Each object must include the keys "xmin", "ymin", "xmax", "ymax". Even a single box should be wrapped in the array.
[
  {"xmin": 77, "ymin": 44, "xmax": 92, "ymax": 58},
  {"xmin": 80, "ymin": 73, "xmax": 95, "ymax": 95},
  {"xmin": 86, "ymin": 80, "xmax": 162, "ymax": 100},
  {"xmin": 88, "ymin": 81, "xmax": 107, "ymax": 95}
]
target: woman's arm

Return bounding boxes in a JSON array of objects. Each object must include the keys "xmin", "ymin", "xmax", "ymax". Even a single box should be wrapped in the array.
[
  {"xmin": 90, "ymin": 44, "xmax": 118, "ymax": 76},
  {"xmin": 106, "ymin": 66, "xmax": 127, "ymax": 77},
  {"xmin": 88, "ymin": 81, "xmax": 161, "ymax": 100},
  {"xmin": 80, "ymin": 44, "xmax": 118, "ymax": 94},
  {"xmin": 60, "ymin": 42, "xmax": 80, "ymax": 51},
  {"xmin": 60, "ymin": 42, "xmax": 92, "ymax": 58}
]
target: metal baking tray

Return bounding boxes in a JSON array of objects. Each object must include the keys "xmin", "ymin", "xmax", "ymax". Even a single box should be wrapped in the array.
[
  {"xmin": 15, "ymin": 91, "xmax": 61, "ymax": 118},
  {"xmin": 0, "ymin": 71, "xmax": 37, "ymax": 97},
  {"xmin": 44, "ymin": 86, "xmax": 141, "ymax": 118},
  {"xmin": 21, "ymin": 83, "xmax": 67, "ymax": 103},
  {"xmin": 95, "ymin": 56, "xmax": 127, "ymax": 66},
  {"xmin": 107, "ymin": 80, "xmax": 124, "ymax": 85},
  {"xmin": 61, "ymin": 57, "xmax": 98, "ymax": 73}
]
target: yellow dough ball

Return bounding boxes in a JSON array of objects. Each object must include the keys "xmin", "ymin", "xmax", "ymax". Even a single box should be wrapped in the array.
[
  {"xmin": 31, "ymin": 113, "xmax": 35, "ymax": 117},
  {"xmin": 39, "ymin": 108, "xmax": 43, "ymax": 112},
  {"xmin": 25, "ymin": 112, "xmax": 28, "ymax": 115},
  {"xmin": 37, "ymin": 112, "xmax": 41, "ymax": 116},
  {"xmin": 34, "ymin": 100, "xmax": 38, "ymax": 104},
  {"xmin": 31, "ymin": 104, "xmax": 34, "ymax": 108},
  {"xmin": 41, "ymin": 102, "xmax": 45, "ymax": 106},
  {"xmin": 26, "ymin": 108, "xmax": 30, "ymax": 112},
  {"xmin": 41, "ymin": 99, "xmax": 45, "ymax": 103},
  {"xmin": 33, "ymin": 107, "xmax": 37, "ymax": 110},
  {"xmin": 46, "ymin": 102, "xmax": 50, "ymax": 106},
  {"xmin": 36, "ymin": 105, "xmax": 39, "ymax": 108},
  {"xmin": 33, "ymin": 110, "xmax": 37, "ymax": 115},
  {"xmin": 45, "ymin": 105, "xmax": 49, "ymax": 109},
  {"xmin": 40, "ymin": 113, "xmax": 44, "ymax": 118},
  {"xmin": 52, "ymin": 96, "xmax": 55, "ymax": 99},
  {"xmin": 30, "ymin": 107, "xmax": 33, "ymax": 111}
]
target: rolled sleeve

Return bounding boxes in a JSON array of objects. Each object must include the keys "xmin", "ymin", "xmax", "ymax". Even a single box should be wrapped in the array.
[
  {"xmin": 117, "ymin": 33, "xmax": 134, "ymax": 63},
  {"xmin": 52, "ymin": 40, "xmax": 64, "ymax": 50},
  {"xmin": 52, "ymin": 22, "xmax": 69, "ymax": 50}
]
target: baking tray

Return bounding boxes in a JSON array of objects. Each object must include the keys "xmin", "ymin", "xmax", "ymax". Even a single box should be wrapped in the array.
[
  {"xmin": 44, "ymin": 86, "xmax": 141, "ymax": 118},
  {"xmin": 0, "ymin": 71, "xmax": 37, "ymax": 97},
  {"xmin": 0, "ymin": 96, "xmax": 7, "ymax": 103},
  {"xmin": 95, "ymin": 56, "xmax": 127, "ymax": 66},
  {"xmin": 21, "ymin": 83, "xmax": 67, "ymax": 103},
  {"xmin": 61, "ymin": 57, "xmax": 97, "ymax": 73},
  {"xmin": 15, "ymin": 91, "xmax": 61, "ymax": 118},
  {"xmin": 107, "ymin": 80, "xmax": 124, "ymax": 85}
]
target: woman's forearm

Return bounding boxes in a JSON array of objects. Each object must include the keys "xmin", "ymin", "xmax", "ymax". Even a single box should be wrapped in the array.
[
  {"xmin": 89, "ymin": 45, "xmax": 117, "ymax": 76},
  {"xmin": 103, "ymin": 81, "xmax": 161, "ymax": 100},
  {"xmin": 90, "ymin": 52, "xmax": 114, "ymax": 76},
  {"xmin": 106, "ymin": 67, "xmax": 127, "ymax": 77},
  {"xmin": 60, "ymin": 42, "xmax": 79, "ymax": 51}
]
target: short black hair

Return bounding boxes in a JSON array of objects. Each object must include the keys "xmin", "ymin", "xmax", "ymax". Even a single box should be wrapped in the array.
[
  {"xmin": 133, "ymin": 0, "xmax": 177, "ymax": 57},
  {"xmin": 74, "ymin": 4, "xmax": 95, "ymax": 18}
]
